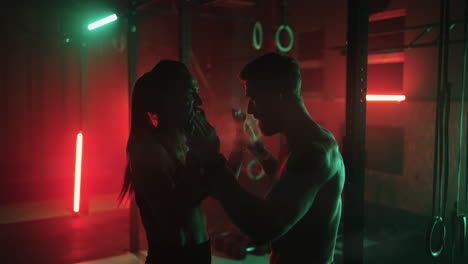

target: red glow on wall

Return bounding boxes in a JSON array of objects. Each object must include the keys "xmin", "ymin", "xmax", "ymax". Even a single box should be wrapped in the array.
[
  {"xmin": 369, "ymin": 9, "xmax": 407, "ymax": 22},
  {"xmin": 366, "ymin": 94, "xmax": 406, "ymax": 102},
  {"xmin": 368, "ymin": 52, "xmax": 404, "ymax": 64},
  {"xmin": 73, "ymin": 132, "xmax": 83, "ymax": 213}
]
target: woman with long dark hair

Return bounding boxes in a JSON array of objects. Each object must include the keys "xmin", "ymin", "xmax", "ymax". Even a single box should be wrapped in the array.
[{"xmin": 119, "ymin": 60, "xmax": 219, "ymax": 264}]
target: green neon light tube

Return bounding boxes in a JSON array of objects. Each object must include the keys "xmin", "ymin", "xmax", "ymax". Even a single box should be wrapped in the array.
[{"xmin": 88, "ymin": 14, "xmax": 118, "ymax": 30}]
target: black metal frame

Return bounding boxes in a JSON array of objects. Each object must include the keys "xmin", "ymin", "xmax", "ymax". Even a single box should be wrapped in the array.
[
  {"xmin": 127, "ymin": 0, "xmax": 140, "ymax": 254},
  {"xmin": 342, "ymin": 0, "xmax": 368, "ymax": 263},
  {"xmin": 333, "ymin": 19, "xmax": 466, "ymax": 54},
  {"xmin": 78, "ymin": 41, "xmax": 90, "ymax": 215},
  {"xmin": 180, "ymin": 0, "xmax": 192, "ymax": 67}
]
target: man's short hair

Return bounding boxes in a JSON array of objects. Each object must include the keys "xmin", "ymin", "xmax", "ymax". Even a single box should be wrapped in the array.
[{"xmin": 239, "ymin": 53, "xmax": 302, "ymax": 100}]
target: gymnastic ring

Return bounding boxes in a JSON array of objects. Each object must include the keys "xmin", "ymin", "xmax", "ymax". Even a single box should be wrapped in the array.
[
  {"xmin": 252, "ymin": 22, "xmax": 263, "ymax": 50},
  {"xmin": 425, "ymin": 216, "xmax": 447, "ymax": 258},
  {"xmin": 247, "ymin": 159, "xmax": 265, "ymax": 181},
  {"xmin": 275, "ymin": 24, "xmax": 294, "ymax": 53},
  {"xmin": 454, "ymin": 215, "xmax": 466, "ymax": 255}
]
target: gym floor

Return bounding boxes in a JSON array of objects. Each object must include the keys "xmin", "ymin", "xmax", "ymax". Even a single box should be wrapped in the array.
[
  {"xmin": 0, "ymin": 193, "xmax": 270, "ymax": 264},
  {"xmin": 0, "ymin": 195, "xmax": 460, "ymax": 264}
]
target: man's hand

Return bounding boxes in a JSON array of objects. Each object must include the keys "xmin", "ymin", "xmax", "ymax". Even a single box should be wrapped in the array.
[{"xmin": 231, "ymin": 109, "xmax": 258, "ymax": 151}]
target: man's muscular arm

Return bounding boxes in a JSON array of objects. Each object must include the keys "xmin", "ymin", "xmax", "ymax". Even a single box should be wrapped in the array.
[
  {"xmin": 227, "ymin": 109, "xmax": 282, "ymax": 177},
  {"xmin": 208, "ymin": 144, "xmax": 333, "ymax": 243},
  {"xmin": 247, "ymin": 140, "xmax": 279, "ymax": 177},
  {"xmin": 228, "ymin": 129, "xmax": 280, "ymax": 179}
]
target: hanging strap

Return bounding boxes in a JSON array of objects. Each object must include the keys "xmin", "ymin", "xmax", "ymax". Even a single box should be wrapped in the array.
[
  {"xmin": 426, "ymin": 0, "xmax": 451, "ymax": 259},
  {"xmin": 451, "ymin": 0, "xmax": 468, "ymax": 258}
]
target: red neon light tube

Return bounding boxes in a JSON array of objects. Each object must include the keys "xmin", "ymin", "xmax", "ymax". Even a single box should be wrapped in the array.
[
  {"xmin": 366, "ymin": 95, "xmax": 406, "ymax": 102},
  {"xmin": 73, "ymin": 132, "xmax": 83, "ymax": 213}
]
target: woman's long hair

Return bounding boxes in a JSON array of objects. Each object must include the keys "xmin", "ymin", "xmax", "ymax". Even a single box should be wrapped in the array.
[{"xmin": 118, "ymin": 60, "xmax": 193, "ymax": 204}]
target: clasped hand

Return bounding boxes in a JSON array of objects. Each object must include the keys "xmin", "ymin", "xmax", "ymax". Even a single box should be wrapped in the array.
[{"xmin": 188, "ymin": 110, "xmax": 220, "ymax": 163}]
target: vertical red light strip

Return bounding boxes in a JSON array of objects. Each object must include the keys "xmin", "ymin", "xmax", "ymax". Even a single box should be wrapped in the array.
[{"xmin": 73, "ymin": 132, "xmax": 83, "ymax": 213}]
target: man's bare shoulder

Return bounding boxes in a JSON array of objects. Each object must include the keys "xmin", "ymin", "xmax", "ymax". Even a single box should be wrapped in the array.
[
  {"xmin": 287, "ymin": 143, "xmax": 328, "ymax": 170},
  {"xmin": 286, "ymin": 132, "xmax": 340, "ymax": 184}
]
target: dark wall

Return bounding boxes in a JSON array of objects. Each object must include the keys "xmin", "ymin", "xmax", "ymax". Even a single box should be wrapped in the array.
[{"xmin": 1, "ymin": 7, "xmax": 84, "ymax": 204}]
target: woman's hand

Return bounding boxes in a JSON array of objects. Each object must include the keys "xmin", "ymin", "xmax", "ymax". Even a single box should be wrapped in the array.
[
  {"xmin": 189, "ymin": 110, "xmax": 220, "ymax": 158},
  {"xmin": 202, "ymin": 152, "xmax": 236, "ymax": 200}
]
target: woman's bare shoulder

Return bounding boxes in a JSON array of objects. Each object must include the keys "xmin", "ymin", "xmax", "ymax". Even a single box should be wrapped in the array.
[{"xmin": 128, "ymin": 133, "xmax": 171, "ymax": 166}]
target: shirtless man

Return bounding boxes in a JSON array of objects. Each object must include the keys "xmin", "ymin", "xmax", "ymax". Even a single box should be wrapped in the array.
[
  {"xmin": 206, "ymin": 53, "xmax": 345, "ymax": 264},
  {"xmin": 120, "ymin": 60, "xmax": 219, "ymax": 264}
]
